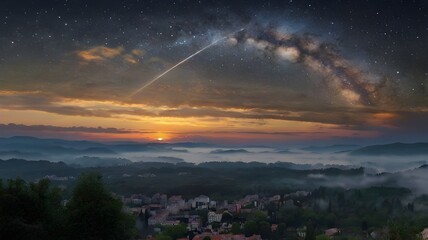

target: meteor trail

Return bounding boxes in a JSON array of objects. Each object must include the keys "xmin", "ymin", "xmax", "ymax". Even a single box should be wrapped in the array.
[
  {"xmin": 129, "ymin": 39, "xmax": 223, "ymax": 97},
  {"xmin": 129, "ymin": 29, "xmax": 245, "ymax": 98}
]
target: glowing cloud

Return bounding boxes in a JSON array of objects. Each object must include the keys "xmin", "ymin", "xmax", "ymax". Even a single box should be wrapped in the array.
[{"xmin": 76, "ymin": 46, "xmax": 124, "ymax": 62}]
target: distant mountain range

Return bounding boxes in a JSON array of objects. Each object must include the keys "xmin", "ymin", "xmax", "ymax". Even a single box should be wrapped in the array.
[
  {"xmin": 0, "ymin": 150, "xmax": 45, "ymax": 158},
  {"xmin": 0, "ymin": 158, "xmax": 363, "ymax": 181},
  {"xmin": 0, "ymin": 136, "xmax": 217, "ymax": 156},
  {"xmin": 1, "ymin": 136, "xmax": 428, "ymax": 159},
  {"xmin": 298, "ymin": 143, "xmax": 428, "ymax": 156},
  {"xmin": 349, "ymin": 142, "xmax": 428, "ymax": 156},
  {"xmin": 0, "ymin": 159, "xmax": 77, "ymax": 179},
  {"xmin": 210, "ymin": 149, "xmax": 249, "ymax": 154},
  {"xmin": 69, "ymin": 156, "xmax": 132, "ymax": 168},
  {"xmin": 301, "ymin": 144, "xmax": 360, "ymax": 153}
]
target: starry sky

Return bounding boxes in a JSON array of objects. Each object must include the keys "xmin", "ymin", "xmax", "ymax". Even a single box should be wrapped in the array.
[{"xmin": 0, "ymin": 0, "xmax": 427, "ymax": 145}]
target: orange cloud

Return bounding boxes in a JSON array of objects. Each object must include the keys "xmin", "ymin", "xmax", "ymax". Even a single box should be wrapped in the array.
[
  {"xmin": 76, "ymin": 46, "xmax": 124, "ymax": 62},
  {"xmin": 123, "ymin": 49, "xmax": 145, "ymax": 64},
  {"xmin": 123, "ymin": 54, "xmax": 138, "ymax": 64},
  {"xmin": 131, "ymin": 49, "xmax": 145, "ymax": 56},
  {"xmin": 76, "ymin": 46, "xmax": 146, "ymax": 65},
  {"xmin": 368, "ymin": 112, "xmax": 400, "ymax": 127}
]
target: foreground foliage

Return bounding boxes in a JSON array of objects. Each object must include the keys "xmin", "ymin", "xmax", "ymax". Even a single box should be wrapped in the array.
[{"xmin": 0, "ymin": 173, "xmax": 136, "ymax": 240}]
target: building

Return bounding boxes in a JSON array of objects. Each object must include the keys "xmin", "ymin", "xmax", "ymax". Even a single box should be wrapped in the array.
[
  {"xmin": 148, "ymin": 210, "xmax": 169, "ymax": 225},
  {"xmin": 169, "ymin": 195, "xmax": 185, "ymax": 204},
  {"xmin": 325, "ymin": 228, "xmax": 340, "ymax": 237},
  {"xmin": 296, "ymin": 226, "xmax": 306, "ymax": 238},
  {"xmin": 271, "ymin": 224, "xmax": 278, "ymax": 232},
  {"xmin": 132, "ymin": 198, "xmax": 143, "ymax": 205},
  {"xmin": 152, "ymin": 193, "xmax": 168, "ymax": 206},
  {"xmin": 269, "ymin": 195, "xmax": 281, "ymax": 202},
  {"xmin": 208, "ymin": 211, "xmax": 223, "ymax": 223},
  {"xmin": 284, "ymin": 191, "xmax": 310, "ymax": 199},
  {"xmin": 188, "ymin": 215, "xmax": 201, "ymax": 230},
  {"xmin": 166, "ymin": 195, "xmax": 187, "ymax": 214},
  {"xmin": 192, "ymin": 233, "xmax": 262, "ymax": 240},
  {"xmin": 194, "ymin": 195, "xmax": 210, "ymax": 209},
  {"xmin": 370, "ymin": 230, "xmax": 385, "ymax": 240},
  {"xmin": 422, "ymin": 228, "xmax": 428, "ymax": 240}
]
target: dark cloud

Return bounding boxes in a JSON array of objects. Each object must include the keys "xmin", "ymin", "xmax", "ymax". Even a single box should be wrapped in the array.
[
  {"xmin": 0, "ymin": 124, "xmax": 326, "ymax": 138},
  {"xmin": 0, "ymin": 90, "xmax": 417, "ymax": 132},
  {"xmin": 0, "ymin": 123, "xmax": 140, "ymax": 134},
  {"xmin": 0, "ymin": 0, "xmax": 427, "ymax": 143}
]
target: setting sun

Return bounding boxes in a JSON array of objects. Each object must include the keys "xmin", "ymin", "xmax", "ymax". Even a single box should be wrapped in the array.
[{"xmin": 0, "ymin": 1, "xmax": 427, "ymax": 238}]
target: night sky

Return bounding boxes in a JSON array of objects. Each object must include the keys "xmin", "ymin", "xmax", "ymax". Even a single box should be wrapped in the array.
[{"xmin": 0, "ymin": 0, "xmax": 427, "ymax": 145}]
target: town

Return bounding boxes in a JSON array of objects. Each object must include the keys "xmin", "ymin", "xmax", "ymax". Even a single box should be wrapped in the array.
[{"xmin": 120, "ymin": 190, "xmax": 428, "ymax": 240}]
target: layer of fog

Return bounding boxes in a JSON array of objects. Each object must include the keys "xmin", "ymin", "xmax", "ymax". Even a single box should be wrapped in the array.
[
  {"xmin": 120, "ymin": 147, "xmax": 427, "ymax": 172},
  {"xmin": 2, "ymin": 144, "xmax": 428, "ymax": 196},
  {"xmin": 121, "ymin": 147, "xmax": 428, "ymax": 195}
]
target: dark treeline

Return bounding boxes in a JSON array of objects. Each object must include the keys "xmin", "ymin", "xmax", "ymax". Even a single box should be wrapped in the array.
[
  {"xmin": 264, "ymin": 187, "xmax": 428, "ymax": 239},
  {"xmin": 0, "ymin": 173, "xmax": 136, "ymax": 240},
  {"xmin": 0, "ymin": 159, "xmax": 367, "ymax": 200}
]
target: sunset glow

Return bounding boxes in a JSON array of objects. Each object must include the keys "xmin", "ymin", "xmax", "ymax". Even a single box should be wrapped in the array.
[
  {"xmin": 0, "ymin": 1, "xmax": 426, "ymax": 146},
  {"xmin": 1, "ymin": 1, "xmax": 428, "ymax": 238}
]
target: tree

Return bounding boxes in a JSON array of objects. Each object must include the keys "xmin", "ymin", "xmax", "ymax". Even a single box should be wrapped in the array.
[
  {"xmin": 408, "ymin": 202, "xmax": 415, "ymax": 212},
  {"xmin": 361, "ymin": 220, "xmax": 369, "ymax": 231},
  {"xmin": 387, "ymin": 218, "xmax": 419, "ymax": 240},
  {"xmin": 248, "ymin": 210, "xmax": 268, "ymax": 222},
  {"xmin": 222, "ymin": 211, "xmax": 233, "ymax": 223},
  {"xmin": 272, "ymin": 223, "xmax": 286, "ymax": 240},
  {"xmin": 315, "ymin": 235, "xmax": 330, "ymax": 240},
  {"xmin": 243, "ymin": 220, "xmax": 258, "ymax": 236},
  {"xmin": 305, "ymin": 220, "xmax": 316, "ymax": 240},
  {"xmin": 0, "ymin": 178, "xmax": 64, "ymax": 240},
  {"xmin": 165, "ymin": 224, "xmax": 187, "ymax": 239},
  {"xmin": 65, "ymin": 173, "xmax": 136, "ymax": 240},
  {"xmin": 155, "ymin": 234, "xmax": 173, "ymax": 240},
  {"xmin": 259, "ymin": 221, "xmax": 271, "ymax": 239},
  {"xmin": 231, "ymin": 222, "xmax": 242, "ymax": 234}
]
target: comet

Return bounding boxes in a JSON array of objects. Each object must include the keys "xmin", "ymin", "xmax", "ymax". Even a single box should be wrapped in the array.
[{"xmin": 129, "ymin": 29, "xmax": 245, "ymax": 98}]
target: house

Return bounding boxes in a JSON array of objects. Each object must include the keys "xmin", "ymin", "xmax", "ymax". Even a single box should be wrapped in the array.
[
  {"xmin": 235, "ymin": 204, "xmax": 242, "ymax": 213},
  {"xmin": 163, "ymin": 220, "xmax": 181, "ymax": 226},
  {"xmin": 188, "ymin": 215, "xmax": 201, "ymax": 230},
  {"xmin": 270, "ymin": 195, "xmax": 281, "ymax": 202},
  {"xmin": 138, "ymin": 173, "xmax": 156, "ymax": 178},
  {"xmin": 284, "ymin": 191, "xmax": 310, "ymax": 199},
  {"xmin": 192, "ymin": 233, "xmax": 261, "ymax": 240},
  {"xmin": 208, "ymin": 211, "xmax": 223, "ymax": 223},
  {"xmin": 151, "ymin": 193, "xmax": 168, "ymax": 206},
  {"xmin": 296, "ymin": 226, "xmax": 306, "ymax": 238},
  {"xmin": 194, "ymin": 195, "xmax": 210, "ymax": 209},
  {"xmin": 370, "ymin": 230, "xmax": 385, "ymax": 240},
  {"xmin": 242, "ymin": 195, "xmax": 259, "ymax": 207},
  {"xmin": 271, "ymin": 224, "xmax": 278, "ymax": 232},
  {"xmin": 325, "ymin": 228, "xmax": 340, "ymax": 237},
  {"xmin": 246, "ymin": 235, "xmax": 262, "ymax": 240},
  {"xmin": 283, "ymin": 199, "xmax": 295, "ymax": 209},
  {"xmin": 148, "ymin": 210, "xmax": 169, "ymax": 225},
  {"xmin": 422, "ymin": 228, "xmax": 428, "ymax": 240},
  {"xmin": 166, "ymin": 196, "xmax": 187, "ymax": 214}
]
